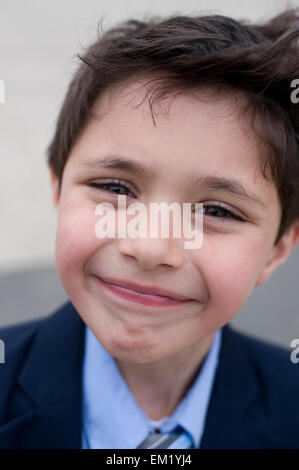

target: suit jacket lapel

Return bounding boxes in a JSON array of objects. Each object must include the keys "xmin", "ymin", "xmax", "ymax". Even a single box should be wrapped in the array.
[
  {"xmin": 0, "ymin": 301, "xmax": 85, "ymax": 449},
  {"xmin": 200, "ymin": 324, "xmax": 281, "ymax": 448}
]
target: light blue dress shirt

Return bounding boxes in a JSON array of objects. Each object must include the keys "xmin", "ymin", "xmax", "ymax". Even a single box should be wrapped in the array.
[{"xmin": 81, "ymin": 326, "xmax": 222, "ymax": 449}]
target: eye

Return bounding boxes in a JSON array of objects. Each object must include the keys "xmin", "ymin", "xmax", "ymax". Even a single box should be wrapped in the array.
[
  {"xmin": 201, "ymin": 203, "xmax": 245, "ymax": 222},
  {"xmin": 87, "ymin": 179, "xmax": 136, "ymax": 198}
]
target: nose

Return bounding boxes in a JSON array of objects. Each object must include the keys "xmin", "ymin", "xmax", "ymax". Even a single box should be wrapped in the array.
[{"xmin": 118, "ymin": 235, "xmax": 185, "ymax": 270}]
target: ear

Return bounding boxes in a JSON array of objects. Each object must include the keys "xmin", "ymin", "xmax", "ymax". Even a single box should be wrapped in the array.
[
  {"xmin": 49, "ymin": 166, "xmax": 60, "ymax": 208},
  {"xmin": 256, "ymin": 220, "xmax": 299, "ymax": 286}
]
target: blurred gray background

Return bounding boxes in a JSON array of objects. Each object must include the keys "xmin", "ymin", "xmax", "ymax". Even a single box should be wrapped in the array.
[{"xmin": 0, "ymin": 0, "xmax": 299, "ymax": 349}]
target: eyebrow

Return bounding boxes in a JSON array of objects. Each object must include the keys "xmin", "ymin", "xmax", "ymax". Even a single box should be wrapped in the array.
[
  {"xmin": 194, "ymin": 175, "xmax": 267, "ymax": 208},
  {"xmin": 79, "ymin": 155, "xmax": 150, "ymax": 177},
  {"xmin": 79, "ymin": 155, "xmax": 266, "ymax": 208}
]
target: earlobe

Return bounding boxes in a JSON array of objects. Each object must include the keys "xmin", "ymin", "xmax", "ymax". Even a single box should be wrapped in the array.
[
  {"xmin": 256, "ymin": 221, "xmax": 299, "ymax": 286},
  {"xmin": 49, "ymin": 167, "xmax": 60, "ymax": 208}
]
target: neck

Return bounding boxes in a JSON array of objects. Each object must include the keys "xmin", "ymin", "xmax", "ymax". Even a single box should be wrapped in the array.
[{"xmin": 115, "ymin": 332, "xmax": 215, "ymax": 420}]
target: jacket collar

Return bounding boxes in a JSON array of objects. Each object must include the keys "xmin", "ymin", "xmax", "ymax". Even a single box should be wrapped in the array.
[
  {"xmin": 17, "ymin": 301, "xmax": 85, "ymax": 407},
  {"xmin": 0, "ymin": 301, "xmax": 280, "ymax": 448}
]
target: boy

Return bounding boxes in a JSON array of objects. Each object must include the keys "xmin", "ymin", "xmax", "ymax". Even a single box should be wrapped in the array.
[{"xmin": 1, "ymin": 8, "xmax": 299, "ymax": 449}]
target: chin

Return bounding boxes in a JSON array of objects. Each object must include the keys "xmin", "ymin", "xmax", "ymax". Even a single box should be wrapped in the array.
[{"xmin": 107, "ymin": 334, "xmax": 162, "ymax": 364}]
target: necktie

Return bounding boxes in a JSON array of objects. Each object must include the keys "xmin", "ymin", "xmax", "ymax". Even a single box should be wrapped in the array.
[{"xmin": 136, "ymin": 428, "xmax": 194, "ymax": 449}]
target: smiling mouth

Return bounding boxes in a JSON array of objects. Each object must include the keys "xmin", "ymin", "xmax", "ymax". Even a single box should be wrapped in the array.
[{"xmin": 94, "ymin": 276, "xmax": 195, "ymax": 308}]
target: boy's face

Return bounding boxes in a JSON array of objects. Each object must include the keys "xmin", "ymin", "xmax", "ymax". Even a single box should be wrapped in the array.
[{"xmin": 50, "ymin": 79, "xmax": 297, "ymax": 364}]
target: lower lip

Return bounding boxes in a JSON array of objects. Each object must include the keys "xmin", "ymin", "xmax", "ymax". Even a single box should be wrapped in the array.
[{"xmin": 95, "ymin": 277, "xmax": 194, "ymax": 307}]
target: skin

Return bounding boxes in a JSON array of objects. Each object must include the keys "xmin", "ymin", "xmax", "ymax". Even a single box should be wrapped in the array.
[{"xmin": 50, "ymin": 78, "xmax": 299, "ymax": 419}]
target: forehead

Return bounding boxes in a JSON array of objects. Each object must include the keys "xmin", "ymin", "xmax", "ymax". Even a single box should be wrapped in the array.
[
  {"xmin": 88, "ymin": 78, "xmax": 260, "ymax": 170},
  {"xmin": 68, "ymin": 77, "xmax": 279, "ymax": 207}
]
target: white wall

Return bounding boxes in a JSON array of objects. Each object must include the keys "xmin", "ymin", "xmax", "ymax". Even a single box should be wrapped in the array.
[{"xmin": 0, "ymin": 0, "xmax": 297, "ymax": 271}]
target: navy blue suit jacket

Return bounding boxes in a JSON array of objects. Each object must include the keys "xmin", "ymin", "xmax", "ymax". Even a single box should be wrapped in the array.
[{"xmin": 0, "ymin": 300, "xmax": 298, "ymax": 449}]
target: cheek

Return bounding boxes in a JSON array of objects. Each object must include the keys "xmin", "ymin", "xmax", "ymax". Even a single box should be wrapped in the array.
[
  {"xmin": 197, "ymin": 235, "xmax": 268, "ymax": 322},
  {"xmin": 55, "ymin": 201, "xmax": 104, "ymax": 285}
]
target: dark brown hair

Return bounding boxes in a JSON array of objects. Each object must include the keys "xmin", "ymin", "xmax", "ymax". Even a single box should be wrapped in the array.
[{"xmin": 47, "ymin": 7, "xmax": 299, "ymax": 245}]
